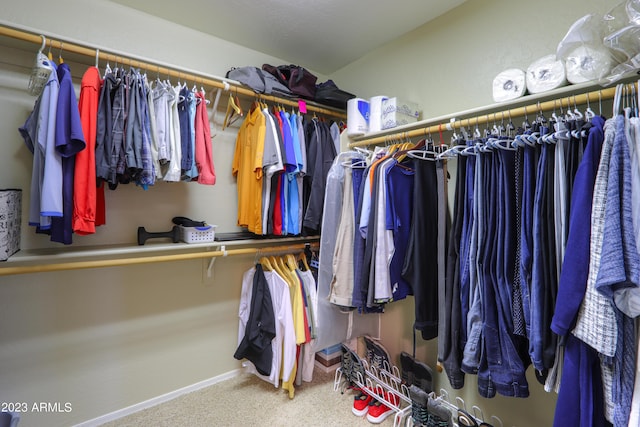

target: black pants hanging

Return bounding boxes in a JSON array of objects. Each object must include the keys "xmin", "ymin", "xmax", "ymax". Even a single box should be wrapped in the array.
[
  {"xmin": 442, "ymin": 154, "xmax": 467, "ymax": 389},
  {"xmin": 402, "ymin": 159, "xmax": 439, "ymax": 340}
]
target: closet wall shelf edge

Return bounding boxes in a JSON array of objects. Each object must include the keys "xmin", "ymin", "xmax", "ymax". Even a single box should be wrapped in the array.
[
  {"xmin": 0, "ymin": 21, "xmax": 346, "ymax": 119},
  {"xmin": 0, "ymin": 236, "xmax": 319, "ymax": 277},
  {"xmin": 350, "ymin": 75, "xmax": 638, "ymax": 147}
]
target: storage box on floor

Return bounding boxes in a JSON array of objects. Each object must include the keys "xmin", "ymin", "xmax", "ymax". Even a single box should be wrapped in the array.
[
  {"xmin": 315, "ymin": 343, "xmax": 342, "ymax": 372},
  {"xmin": 0, "ymin": 189, "xmax": 21, "ymax": 261}
]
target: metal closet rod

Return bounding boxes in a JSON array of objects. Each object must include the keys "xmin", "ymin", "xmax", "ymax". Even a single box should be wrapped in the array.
[
  {"xmin": 0, "ymin": 24, "xmax": 346, "ymax": 119},
  {"xmin": 349, "ymin": 84, "xmax": 624, "ymax": 148},
  {"xmin": 0, "ymin": 242, "xmax": 319, "ymax": 277}
]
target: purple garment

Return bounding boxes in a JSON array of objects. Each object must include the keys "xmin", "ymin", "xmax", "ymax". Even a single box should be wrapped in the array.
[
  {"xmin": 553, "ymin": 335, "xmax": 608, "ymax": 427},
  {"xmin": 551, "ymin": 115, "xmax": 607, "ymax": 427},
  {"xmin": 385, "ymin": 159, "xmax": 414, "ymax": 301},
  {"xmin": 551, "ymin": 115, "xmax": 604, "ymax": 336},
  {"xmin": 51, "ymin": 63, "xmax": 86, "ymax": 244}
]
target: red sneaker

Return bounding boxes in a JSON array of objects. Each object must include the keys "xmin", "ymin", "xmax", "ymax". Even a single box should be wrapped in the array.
[
  {"xmin": 352, "ymin": 389, "xmax": 373, "ymax": 416},
  {"xmin": 366, "ymin": 392, "xmax": 399, "ymax": 424}
]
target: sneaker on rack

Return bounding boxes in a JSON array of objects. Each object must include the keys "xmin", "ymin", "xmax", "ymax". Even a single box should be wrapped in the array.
[
  {"xmin": 340, "ymin": 344, "xmax": 354, "ymax": 386},
  {"xmin": 352, "ymin": 388, "xmax": 373, "ymax": 416},
  {"xmin": 413, "ymin": 359, "xmax": 434, "ymax": 393},
  {"xmin": 366, "ymin": 392, "xmax": 399, "ymax": 424},
  {"xmin": 426, "ymin": 397, "xmax": 453, "ymax": 427},
  {"xmin": 400, "ymin": 351, "xmax": 416, "ymax": 386},
  {"xmin": 363, "ymin": 336, "xmax": 391, "ymax": 372},
  {"xmin": 409, "ymin": 384, "xmax": 430, "ymax": 427},
  {"xmin": 341, "ymin": 344, "xmax": 366, "ymax": 386}
]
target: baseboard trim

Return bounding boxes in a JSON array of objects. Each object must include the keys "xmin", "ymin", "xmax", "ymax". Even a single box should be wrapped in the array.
[{"xmin": 74, "ymin": 369, "xmax": 242, "ymax": 427}]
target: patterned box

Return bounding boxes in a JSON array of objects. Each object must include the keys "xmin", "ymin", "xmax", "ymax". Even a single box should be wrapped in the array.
[{"xmin": 0, "ymin": 189, "xmax": 22, "ymax": 261}]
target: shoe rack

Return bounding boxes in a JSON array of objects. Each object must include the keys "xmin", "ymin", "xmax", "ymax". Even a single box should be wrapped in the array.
[{"xmin": 334, "ymin": 356, "xmax": 412, "ymax": 427}]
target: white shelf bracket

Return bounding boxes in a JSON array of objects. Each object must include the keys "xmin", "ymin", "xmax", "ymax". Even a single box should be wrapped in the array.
[{"xmin": 206, "ymin": 245, "xmax": 227, "ymax": 278}]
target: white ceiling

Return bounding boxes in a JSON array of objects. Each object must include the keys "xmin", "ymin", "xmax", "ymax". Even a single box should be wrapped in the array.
[{"xmin": 109, "ymin": 0, "xmax": 467, "ymax": 75}]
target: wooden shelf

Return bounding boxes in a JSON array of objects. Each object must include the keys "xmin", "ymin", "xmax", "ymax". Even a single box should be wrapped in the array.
[
  {"xmin": 0, "ymin": 236, "xmax": 319, "ymax": 276},
  {"xmin": 350, "ymin": 75, "xmax": 639, "ymax": 147}
]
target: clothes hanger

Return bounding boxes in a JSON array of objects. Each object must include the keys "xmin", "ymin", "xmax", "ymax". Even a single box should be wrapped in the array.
[
  {"xmin": 401, "ymin": 129, "xmax": 432, "ymax": 160},
  {"xmin": 457, "ymin": 118, "xmax": 470, "ymax": 142},
  {"xmin": 27, "ymin": 35, "xmax": 53, "ymax": 97},
  {"xmin": 274, "ymin": 256, "xmax": 294, "ymax": 282},
  {"xmin": 613, "ymin": 84, "xmax": 623, "ymax": 117},
  {"xmin": 406, "ymin": 146, "xmax": 438, "ymax": 161},
  {"xmin": 297, "ymin": 251, "xmax": 310, "ymax": 271},
  {"xmin": 632, "ymin": 83, "xmax": 638, "ymax": 117},
  {"xmin": 536, "ymin": 101, "xmax": 547, "ymax": 125},
  {"xmin": 259, "ymin": 256, "xmax": 273, "ymax": 271},
  {"xmin": 572, "ymin": 95, "xmax": 583, "ymax": 120},
  {"xmin": 597, "ymin": 90, "xmax": 603, "ymax": 117},
  {"xmin": 261, "ymin": 255, "xmax": 282, "ymax": 276},
  {"xmin": 268, "ymin": 255, "xmax": 285, "ymax": 278},
  {"xmin": 550, "ymin": 100, "xmax": 560, "ymax": 124},
  {"xmin": 342, "ymin": 156, "xmax": 368, "ymax": 168},
  {"xmin": 394, "ymin": 139, "xmax": 425, "ymax": 163},
  {"xmin": 57, "ymin": 42, "xmax": 64, "ymax": 64},
  {"xmin": 285, "ymin": 254, "xmax": 298, "ymax": 271},
  {"xmin": 473, "ymin": 116, "xmax": 482, "ymax": 139},
  {"xmin": 584, "ymin": 94, "xmax": 596, "ymax": 121},
  {"xmin": 222, "ymin": 91, "xmax": 243, "ymax": 130},
  {"xmin": 436, "ymin": 143, "xmax": 467, "ymax": 160},
  {"xmin": 391, "ymin": 133, "xmax": 414, "ymax": 162},
  {"xmin": 354, "ymin": 146, "xmax": 373, "ymax": 157}
]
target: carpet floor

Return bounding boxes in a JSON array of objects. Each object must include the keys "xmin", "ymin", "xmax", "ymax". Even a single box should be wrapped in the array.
[{"xmin": 98, "ymin": 368, "xmax": 400, "ymax": 427}]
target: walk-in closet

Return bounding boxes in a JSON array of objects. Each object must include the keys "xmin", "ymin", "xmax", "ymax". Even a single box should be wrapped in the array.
[{"xmin": 0, "ymin": 0, "xmax": 634, "ymax": 426}]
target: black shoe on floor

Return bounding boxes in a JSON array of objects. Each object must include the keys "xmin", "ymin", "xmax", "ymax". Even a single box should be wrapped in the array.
[
  {"xmin": 400, "ymin": 351, "xmax": 415, "ymax": 385},
  {"xmin": 413, "ymin": 359, "xmax": 434, "ymax": 393}
]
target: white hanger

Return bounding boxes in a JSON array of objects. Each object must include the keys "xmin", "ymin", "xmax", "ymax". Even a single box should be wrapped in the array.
[
  {"xmin": 436, "ymin": 144, "xmax": 467, "ymax": 160},
  {"xmin": 613, "ymin": 83, "xmax": 623, "ymax": 116},
  {"xmin": 27, "ymin": 35, "xmax": 54, "ymax": 96}
]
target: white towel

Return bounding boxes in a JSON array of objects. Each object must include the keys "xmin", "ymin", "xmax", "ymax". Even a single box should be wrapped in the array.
[
  {"xmin": 526, "ymin": 54, "xmax": 567, "ymax": 94},
  {"xmin": 492, "ymin": 68, "xmax": 527, "ymax": 102}
]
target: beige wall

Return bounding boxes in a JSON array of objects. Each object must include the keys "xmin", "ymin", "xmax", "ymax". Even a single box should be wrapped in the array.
[
  {"xmin": 0, "ymin": 0, "xmax": 622, "ymax": 426},
  {"xmin": 333, "ymin": 0, "xmax": 620, "ymax": 426},
  {"xmin": 0, "ymin": 1, "xmax": 329, "ymax": 426},
  {"xmin": 331, "ymin": 0, "xmax": 618, "ymax": 117}
]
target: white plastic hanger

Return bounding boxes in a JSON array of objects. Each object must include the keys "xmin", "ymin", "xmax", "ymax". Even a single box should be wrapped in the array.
[
  {"xmin": 27, "ymin": 35, "xmax": 54, "ymax": 97},
  {"xmin": 613, "ymin": 83, "xmax": 623, "ymax": 116}
]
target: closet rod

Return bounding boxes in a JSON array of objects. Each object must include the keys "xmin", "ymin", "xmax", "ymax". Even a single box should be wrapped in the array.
[
  {"xmin": 0, "ymin": 23, "xmax": 346, "ymax": 119},
  {"xmin": 0, "ymin": 242, "xmax": 318, "ymax": 277},
  {"xmin": 349, "ymin": 84, "xmax": 622, "ymax": 148}
]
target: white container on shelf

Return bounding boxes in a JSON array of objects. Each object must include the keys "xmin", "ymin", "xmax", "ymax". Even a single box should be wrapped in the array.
[{"xmin": 179, "ymin": 224, "xmax": 217, "ymax": 244}]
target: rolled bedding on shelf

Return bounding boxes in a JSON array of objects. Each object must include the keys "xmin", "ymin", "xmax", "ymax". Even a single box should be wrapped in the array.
[
  {"xmin": 492, "ymin": 68, "xmax": 527, "ymax": 102},
  {"xmin": 564, "ymin": 45, "xmax": 615, "ymax": 84},
  {"xmin": 526, "ymin": 54, "xmax": 567, "ymax": 94}
]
